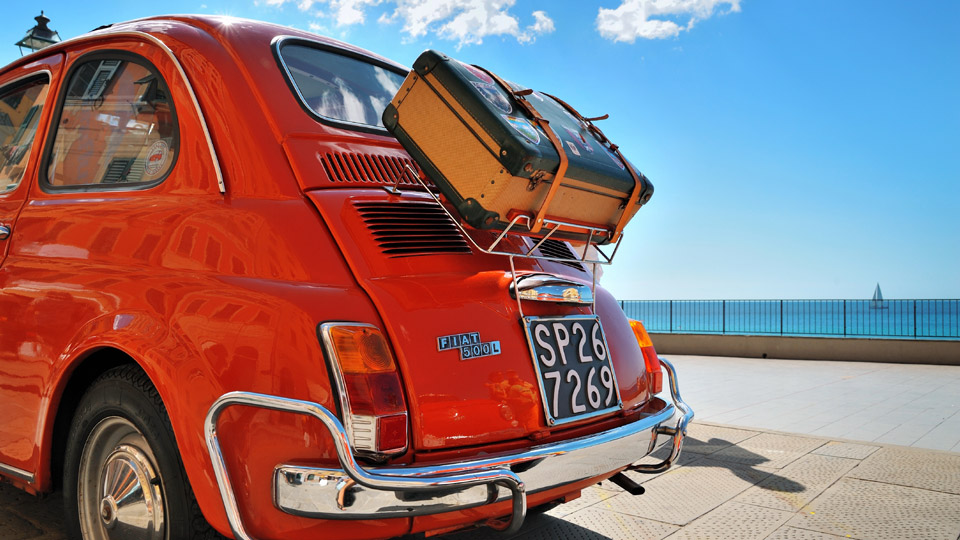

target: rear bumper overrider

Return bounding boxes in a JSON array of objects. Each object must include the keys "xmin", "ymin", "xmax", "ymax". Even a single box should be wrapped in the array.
[{"xmin": 205, "ymin": 357, "xmax": 693, "ymax": 540}]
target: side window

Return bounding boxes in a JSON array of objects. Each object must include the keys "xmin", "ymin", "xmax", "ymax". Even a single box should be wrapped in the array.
[
  {"xmin": 0, "ymin": 77, "xmax": 49, "ymax": 192},
  {"xmin": 44, "ymin": 55, "xmax": 177, "ymax": 188}
]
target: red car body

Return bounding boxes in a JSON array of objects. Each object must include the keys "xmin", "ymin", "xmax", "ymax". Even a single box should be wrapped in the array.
[{"xmin": 0, "ymin": 15, "xmax": 692, "ymax": 540}]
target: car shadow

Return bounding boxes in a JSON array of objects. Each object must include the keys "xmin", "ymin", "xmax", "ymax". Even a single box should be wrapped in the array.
[
  {"xmin": 647, "ymin": 436, "xmax": 805, "ymax": 493},
  {"xmin": 429, "ymin": 510, "xmax": 620, "ymax": 540}
]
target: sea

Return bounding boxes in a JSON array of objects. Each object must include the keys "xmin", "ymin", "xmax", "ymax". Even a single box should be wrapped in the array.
[{"xmin": 620, "ymin": 299, "xmax": 960, "ymax": 340}]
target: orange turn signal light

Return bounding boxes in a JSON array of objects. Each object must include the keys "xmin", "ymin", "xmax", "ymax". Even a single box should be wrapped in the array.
[
  {"xmin": 327, "ymin": 325, "xmax": 398, "ymax": 374},
  {"xmin": 629, "ymin": 319, "xmax": 663, "ymax": 395}
]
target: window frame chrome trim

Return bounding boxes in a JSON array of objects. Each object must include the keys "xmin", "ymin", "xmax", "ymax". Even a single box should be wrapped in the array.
[
  {"xmin": 0, "ymin": 69, "xmax": 52, "ymax": 195},
  {"xmin": 39, "ymin": 50, "xmax": 182, "ymax": 193},
  {"xmin": 19, "ymin": 30, "xmax": 225, "ymax": 194},
  {"xmin": 131, "ymin": 31, "xmax": 225, "ymax": 194}
]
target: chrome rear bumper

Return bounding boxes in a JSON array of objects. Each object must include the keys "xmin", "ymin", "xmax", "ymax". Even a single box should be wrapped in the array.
[{"xmin": 205, "ymin": 358, "xmax": 692, "ymax": 540}]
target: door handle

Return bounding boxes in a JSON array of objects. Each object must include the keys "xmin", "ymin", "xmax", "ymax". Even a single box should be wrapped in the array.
[{"xmin": 0, "ymin": 224, "xmax": 10, "ymax": 240}]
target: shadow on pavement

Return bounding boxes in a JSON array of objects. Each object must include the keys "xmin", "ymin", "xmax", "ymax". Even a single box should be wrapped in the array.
[
  {"xmin": 677, "ymin": 436, "xmax": 805, "ymax": 493},
  {"xmin": 434, "ymin": 511, "xmax": 615, "ymax": 540}
]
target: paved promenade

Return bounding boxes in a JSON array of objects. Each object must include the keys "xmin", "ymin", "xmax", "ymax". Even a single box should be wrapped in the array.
[
  {"xmin": 2, "ymin": 355, "xmax": 959, "ymax": 539},
  {"xmin": 673, "ymin": 355, "xmax": 960, "ymax": 452}
]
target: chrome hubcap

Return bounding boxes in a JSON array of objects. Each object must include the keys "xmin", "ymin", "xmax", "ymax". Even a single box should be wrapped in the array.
[{"xmin": 78, "ymin": 417, "xmax": 166, "ymax": 540}]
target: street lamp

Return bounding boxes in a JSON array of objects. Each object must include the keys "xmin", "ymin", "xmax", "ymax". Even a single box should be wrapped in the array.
[{"xmin": 15, "ymin": 11, "xmax": 61, "ymax": 55}]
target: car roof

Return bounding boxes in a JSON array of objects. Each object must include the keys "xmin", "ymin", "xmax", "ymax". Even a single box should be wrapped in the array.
[{"xmin": 2, "ymin": 14, "xmax": 408, "ymax": 75}]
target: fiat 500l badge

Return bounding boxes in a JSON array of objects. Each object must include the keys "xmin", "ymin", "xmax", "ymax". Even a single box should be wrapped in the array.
[{"xmin": 437, "ymin": 331, "xmax": 502, "ymax": 360}]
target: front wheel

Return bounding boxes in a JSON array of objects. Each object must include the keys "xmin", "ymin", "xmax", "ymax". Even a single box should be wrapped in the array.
[{"xmin": 63, "ymin": 365, "xmax": 220, "ymax": 540}]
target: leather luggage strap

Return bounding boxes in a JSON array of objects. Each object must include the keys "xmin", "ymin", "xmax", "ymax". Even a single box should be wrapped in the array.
[
  {"xmin": 478, "ymin": 66, "xmax": 568, "ymax": 235},
  {"xmin": 544, "ymin": 92, "xmax": 645, "ymax": 243}
]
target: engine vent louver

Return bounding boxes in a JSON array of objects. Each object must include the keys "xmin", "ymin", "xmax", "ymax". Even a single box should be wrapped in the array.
[
  {"xmin": 354, "ymin": 201, "xmax": 472, "ymax": 258},
  {"xmin": 536, "ymin": 239, "xmax": 585, "ymax": 272},
  {"xmin": 320, "ymin": 152, "xmax": 432, "ymax": 187}
]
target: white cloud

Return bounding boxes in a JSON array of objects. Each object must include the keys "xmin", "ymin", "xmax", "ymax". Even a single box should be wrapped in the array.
[
  {"xmin": 525, "ymin": 10, "xmax": 555, "ymax": 37},
  {"xmin": 596, "ymin": 0, "xmax": 740, "ymax": 42},
  {"xmin": 264, "ymin": 0, "xmax": 553, "ymax": 46}
]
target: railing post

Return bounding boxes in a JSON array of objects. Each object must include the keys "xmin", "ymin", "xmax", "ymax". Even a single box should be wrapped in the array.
[
  {"xmin": 780, "ymin": 300, "xmax": 783, "ymax": 335},
  {"xmin": 843, "ymin": 300, "xmax": 846, "ymax": 336},
  {"xmin": 669, "ymin": 300, "xmax": 674, "ymax": 333},
  {"xmin": 914, "ymin": 299, "xmax": 917, "ymax": 339},
  {"xmin": 722, "ymin": 300, "xmax": 726, "ymax": 334}
]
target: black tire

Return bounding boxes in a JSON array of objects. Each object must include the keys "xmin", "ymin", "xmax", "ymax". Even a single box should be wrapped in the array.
[{"xmin": 63, "ymin": 364, "xmax": 223, "ymax": 540}]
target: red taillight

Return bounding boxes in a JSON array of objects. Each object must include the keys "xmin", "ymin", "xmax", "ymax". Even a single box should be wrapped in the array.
[
  {"xmin": 320, "ymin": 323, "xmax": 408, "ymax": 456},
  {"xmin": 629, "ymin": 319, "xmax": 663, "ymax": 395}
]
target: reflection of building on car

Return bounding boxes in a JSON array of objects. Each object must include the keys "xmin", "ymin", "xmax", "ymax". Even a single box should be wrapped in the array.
[
  {"xmin": 0, "ymin": 15, "xmax": 691, "ymax": 540},
  {"xmin": 49, "ymin": 58, "xmax": 175, "ymax": 186}
]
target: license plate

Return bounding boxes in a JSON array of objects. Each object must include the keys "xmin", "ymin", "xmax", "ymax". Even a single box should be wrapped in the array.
[{"xmin": 523, "ymin": 315, "xmax": 623, "ymax": 426}]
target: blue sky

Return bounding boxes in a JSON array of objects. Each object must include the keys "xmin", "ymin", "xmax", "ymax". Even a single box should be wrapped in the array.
[{"xmin": 2, "ymin": 1, "xmax": 958, "ymax": 299}]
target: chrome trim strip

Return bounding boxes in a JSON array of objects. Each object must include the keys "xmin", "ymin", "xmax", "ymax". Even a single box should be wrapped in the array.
[
  {"xmin": 127, "ymin": 31, "xmax": 226, "ymax": 194},
  {"xmin": 0, "ymin": 69, "xmax": 53, "ymax": 90},
  {"xmin": 205, "ymin": 393, "xmax": 525, "ymax": 540},
  {"xmin": 0, "ymin": 461, "xmax": 35, "ymax": 483}
]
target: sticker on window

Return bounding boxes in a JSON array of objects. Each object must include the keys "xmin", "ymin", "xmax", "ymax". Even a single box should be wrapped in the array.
[
  {"xmin": 502, "ymin": 115, "xmax": 540, "ymax": 145},
  {"xmin": 473, "ymin": 81, "xmax": 512, "ymax": 114},
  {"xmin": 459, "ymin": 61, "xmax": 494, "ymax": 84},
  {"xmin": 565, "ymin": 140, "xmax": 581, "ymax": 157},
  {"xmin": 145, "ymin": 140, "xmax": 169, "ymax": 176}
]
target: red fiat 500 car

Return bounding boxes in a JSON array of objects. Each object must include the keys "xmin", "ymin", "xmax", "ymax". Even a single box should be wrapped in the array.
[{"xmin": 0, "ymin": 15, "xmax": 692, "ymax": 540}]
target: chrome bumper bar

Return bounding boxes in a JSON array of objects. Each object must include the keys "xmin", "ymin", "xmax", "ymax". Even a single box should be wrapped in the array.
[{"xmin": 205, "ymin": 358, "xmax": 692, "ymax": 540}]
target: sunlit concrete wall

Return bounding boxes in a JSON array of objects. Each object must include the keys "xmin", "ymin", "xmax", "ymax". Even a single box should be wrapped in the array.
[{"xmin": 650, "ymin": 333, "xmax": 960, "ymax": 365}]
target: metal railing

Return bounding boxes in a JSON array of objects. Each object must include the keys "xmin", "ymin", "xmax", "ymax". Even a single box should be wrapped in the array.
[{"xmin": 620, "ymin": 299, "xmax": 960, "ymax": 340}]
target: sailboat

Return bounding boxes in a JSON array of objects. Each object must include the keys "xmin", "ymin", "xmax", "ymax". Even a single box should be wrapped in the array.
[{"xmin": 870, "ymin": 283, "xmax": 888, "ymax": 309}]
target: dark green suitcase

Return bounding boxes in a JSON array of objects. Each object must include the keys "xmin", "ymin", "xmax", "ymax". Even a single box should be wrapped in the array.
[{"xmin": 383, "ymin": 50, "xmax": 653, "ymax": 244}]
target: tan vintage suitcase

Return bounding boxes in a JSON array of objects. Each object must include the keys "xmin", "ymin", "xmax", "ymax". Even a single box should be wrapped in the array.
[{"xmin": 383, "ymin": 50, "xmax": 653, "ymax": 244}]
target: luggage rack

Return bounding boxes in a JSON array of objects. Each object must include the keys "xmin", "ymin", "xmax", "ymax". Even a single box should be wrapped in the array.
[
  {"xmin": 396, "ymin": 165, "xmax": 625, "ymax": 266},
  {"xmin": 397, "ymin": 165, "xmax": 625, "ymax": 317}
]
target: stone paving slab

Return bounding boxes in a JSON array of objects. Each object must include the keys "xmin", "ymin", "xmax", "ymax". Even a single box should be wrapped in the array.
[
  {"xmin": 665, "ymin": 501, "xmax": 793, "ymax": 540},
  {"xmin": 786, "ymin": 477, "xmax": 960, "ymax": 540},
  {"xmin": 810, "ymin": 441, "xmax": 880, "ymax": 460},
  {"xmin": 3, "ymin": 421, "xmax": 960, "ymax": 540},
  {"xmin": 764, "ymin": 527, "xmax": 851, "ymax": 540},
  {"xmin": 844, "ymin": 446, "xmax": 960, "ymax": 495},
  {"xmin": 733, "ymin": 454, "xmax": 860, "ymax": 513}
]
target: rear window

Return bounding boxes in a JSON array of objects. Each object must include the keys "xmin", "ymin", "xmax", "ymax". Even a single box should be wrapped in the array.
[{"xmin": 277, "ymin": 42, "xmax": 406, "ymax": 129}]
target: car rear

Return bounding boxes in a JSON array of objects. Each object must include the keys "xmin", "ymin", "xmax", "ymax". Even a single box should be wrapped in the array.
[{"xmin": 200, "ymin": 18, "xmax": 693, "ymax": 539}]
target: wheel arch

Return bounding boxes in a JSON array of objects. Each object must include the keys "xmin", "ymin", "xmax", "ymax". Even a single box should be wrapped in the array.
[{"xmin": 42, "ymin": 346, "xmax": 148, "ymax": 492}]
